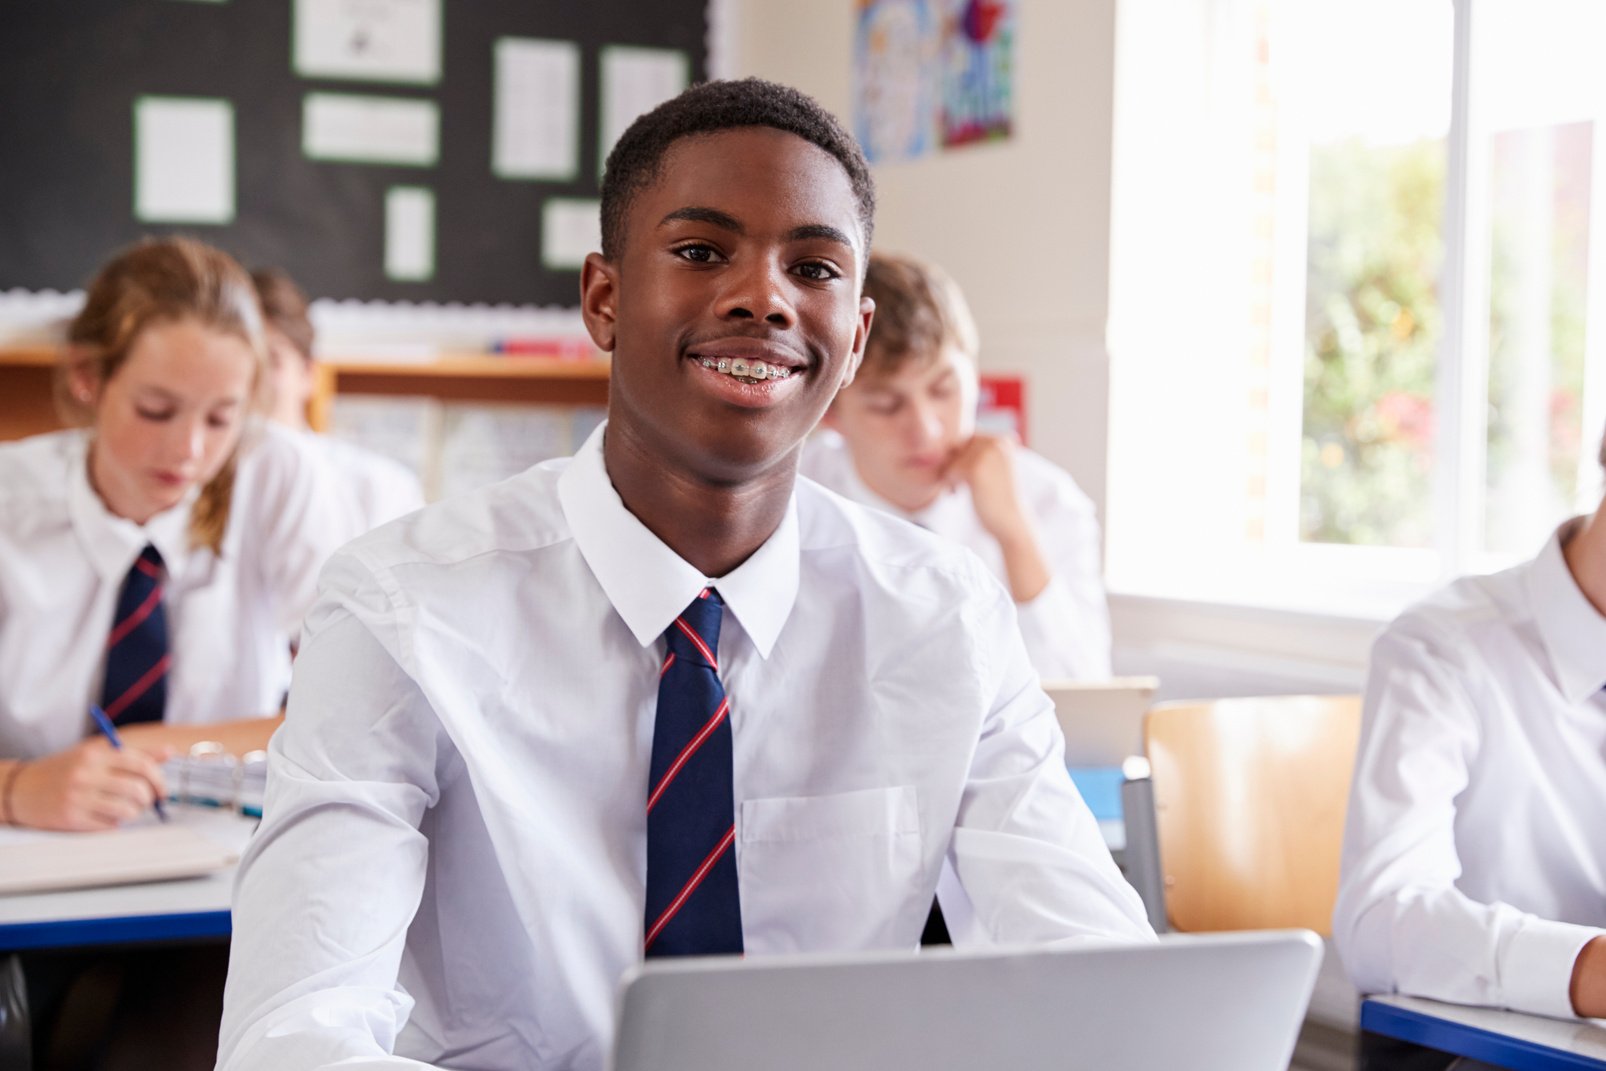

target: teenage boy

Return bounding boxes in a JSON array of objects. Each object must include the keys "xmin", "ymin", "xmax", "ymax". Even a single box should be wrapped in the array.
[
  {"xmin": 218, "ymin": 79, "xmax": 1151, "ymax": 1071},
  {"xmin": 802, "ymin": 252, "xmax": 1111, "ymax": 680},
  {"xmin": 1333, "ymin": 428, "xmax": 1606, "ymax": 1022}
]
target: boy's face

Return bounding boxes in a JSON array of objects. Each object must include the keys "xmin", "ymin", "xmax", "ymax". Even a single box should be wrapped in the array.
[
  {"xmin": 582, "ymin": 126, "xmax": 873, "ymax": 484},
  {"xmin": 824, "ymin": 343, "xmax": 978, "ymax": 512}
]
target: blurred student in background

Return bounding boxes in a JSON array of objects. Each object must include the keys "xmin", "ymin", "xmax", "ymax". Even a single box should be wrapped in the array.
[
  {"xmin": 0, "ymin": 236, "xmax": 353, "ymax": 1069},
  {"xmin": 252, "ymin": 268, "xmax": 424, "ymax": 529},
  {"xmin": 801, "ymin": 251, "xmax": 1111, "ymax": 680},
  {"xmin": 1334, "ymin": 424, "xmax": 1606, "ymax": 1027}
]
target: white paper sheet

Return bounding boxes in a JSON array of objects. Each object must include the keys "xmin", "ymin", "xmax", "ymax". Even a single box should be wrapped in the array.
[
  {"xmin": 541, "ymin": 198, "xmax": 601, "ymax": 270},
  {"xmin": 493, "ymin": 37, "xmax": 580, "ymax": 180},
  {"xmin": 385, "ymin": 186, "xmax": 435, "ymax": 281},
  {"xmin": 293, "ymin": 0, "xmax": 441, "ymax": 84},
  {"xmin": 598, "ymin": 47, "xmax": 689, "ymax": 175},
  {"xmin": 303, "ymin": 92, "xmax": 438, "ymax": 165},
  {"xmin": 134, "ymin": 97, "xmax": 235, "ymax": 224}
]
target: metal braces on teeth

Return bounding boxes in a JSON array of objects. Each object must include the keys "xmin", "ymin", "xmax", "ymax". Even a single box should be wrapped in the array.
[{"xmin": 699, "ymin": 357, "xmax": 792, "ymax": 380}]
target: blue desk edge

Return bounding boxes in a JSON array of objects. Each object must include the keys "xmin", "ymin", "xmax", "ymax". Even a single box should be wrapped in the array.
[
  {"xmin": 0, "ymin": 909, "xmax": 231, "ymax": 952},
  {"xmin": 1361, "ymin": 998, "xmax": 1606, "ymax": 1070}
]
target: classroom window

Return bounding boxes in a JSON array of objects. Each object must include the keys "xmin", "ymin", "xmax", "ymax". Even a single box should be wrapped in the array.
[{"xmin": 1108, "ymin": 0, "xmax": 1606, "ymax": 614}]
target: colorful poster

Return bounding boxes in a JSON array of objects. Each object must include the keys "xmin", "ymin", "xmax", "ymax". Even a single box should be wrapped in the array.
[
  {"xmin": 854, "ymin": 0, "xmax": 937, "ymax": 164},
  {"xmin": 939, "ymin": 0, "xmax": 1015, "ymax": 147},
  {"xmin": 854, "ymin": 0, "xmax": 1015, "ymax": 164}
]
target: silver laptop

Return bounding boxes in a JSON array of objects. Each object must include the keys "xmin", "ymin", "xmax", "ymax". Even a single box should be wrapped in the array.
[
  {"xmin": 610, "ymin": 929, "xmax": 1322, "ymax": 1071},
  {"xmin": 1043, "ymin": 676, "xmax": 1160, "ymax": 767}
]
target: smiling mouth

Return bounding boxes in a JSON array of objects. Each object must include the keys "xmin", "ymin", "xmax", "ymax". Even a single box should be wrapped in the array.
[{"xmin": 695, "ymin": 356, "xmax": 795, "ymax": 384}]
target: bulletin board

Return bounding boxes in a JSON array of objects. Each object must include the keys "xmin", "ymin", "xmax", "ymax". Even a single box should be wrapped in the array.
[{"xmin": 0, "ymin": 0, "xmax": 706, "ymax": 307}]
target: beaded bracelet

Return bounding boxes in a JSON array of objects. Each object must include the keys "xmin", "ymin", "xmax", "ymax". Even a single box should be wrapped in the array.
[{"xmin": 0, "ymin": 760, "xmax": 26, "ymax": 825}]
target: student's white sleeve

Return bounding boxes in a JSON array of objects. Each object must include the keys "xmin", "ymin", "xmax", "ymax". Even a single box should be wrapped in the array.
[
  {"xmin": 217, "ymin": 551, "xmax": 450, "ymax": 1071},
  {"xmin": 1332, "ymin": 625, "xmax": 1598, "ymax": 1019},
  {"xmin": 944, "ymin": 587, "xmax": 1153, "ymax": 945},
  {"xmin": 1013, "ymin": 463, "xmax": 1111, "ymax": 680}
]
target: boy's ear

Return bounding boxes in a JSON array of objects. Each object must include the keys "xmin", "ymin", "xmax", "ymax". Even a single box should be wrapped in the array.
[
  {"xmin": 580, "ymin": 252, "xmax": 620, "ymax": 354},
  {"xmin": 838, "ymin": 294, "xmax": 875, "ymax": 394}
]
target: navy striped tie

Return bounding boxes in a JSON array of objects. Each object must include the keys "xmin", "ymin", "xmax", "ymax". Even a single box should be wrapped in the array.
[
  {"xmin": 101, "ymin": 544, "xmax": 169, "ymax": 725},
  {"xmin": 644, "ymin": 588, "xmax": 743, "ymax": 956}
]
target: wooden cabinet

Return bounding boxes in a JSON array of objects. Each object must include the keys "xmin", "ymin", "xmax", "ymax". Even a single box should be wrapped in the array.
[{"xmin": 0, "ymin": 345, "xmax": 610, "ymax": 442}]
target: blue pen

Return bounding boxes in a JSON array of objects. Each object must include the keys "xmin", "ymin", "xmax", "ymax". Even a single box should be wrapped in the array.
[{"xmin": 90, "ymin": 704, "xmax": 170, "ymax": 822}]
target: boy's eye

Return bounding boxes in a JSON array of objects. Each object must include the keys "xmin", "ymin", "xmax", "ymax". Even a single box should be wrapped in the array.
[
  {"xmin": 674, "ymin": 243, "xmax": 721, "ymax": 264},
  {"xmin": 135, "ymin": 407, "xmax": 174, "ymax": 422},
  {"xmin": 795, "ymin": 261, "xmax": 841, "ymax": 282}
]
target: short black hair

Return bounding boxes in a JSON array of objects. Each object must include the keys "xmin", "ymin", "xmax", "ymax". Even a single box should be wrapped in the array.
[{"xmin": 599, "ymin": 77, "xmax": 875, "ymax": 263}]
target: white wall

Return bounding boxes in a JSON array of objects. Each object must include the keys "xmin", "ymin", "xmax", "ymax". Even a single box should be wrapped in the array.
[{"xmin": 721, "ymin": 0, "xmax": 1119, "ymax": 515}]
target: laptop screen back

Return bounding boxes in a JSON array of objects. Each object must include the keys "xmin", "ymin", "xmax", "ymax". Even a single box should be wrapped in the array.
[{"xmin": 611, "ymin": 929, "xmax": 1322, "ymax": 1071}]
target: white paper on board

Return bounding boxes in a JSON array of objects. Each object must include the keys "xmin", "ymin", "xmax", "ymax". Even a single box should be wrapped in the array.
[
  {"xmin": 599, "ymin": 48, "xmax": 689, "ymax": 174},
  {"xmin": 304, "ymin": 93, "xmax": 438, "ymax": 165},
  {"xmin": 135, "ymin": 98, "xmax": 235, "ymax": 224},
  {"xmin": 385, "ymin": 187, "xmax": 435, "ymax": 281},
  {"xmin": 542, "ymin": 199, "xmax": 601, "ymax": 271},
  {"xmin": 294, "ymin": 0, "xmax": 441, "ymax": 84},
  {"xmin": 493, "ymin": 38, "xmax": 580, "ymax": 180}
]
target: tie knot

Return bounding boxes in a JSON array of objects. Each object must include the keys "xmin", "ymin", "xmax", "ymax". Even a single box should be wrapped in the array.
[
  {"xmin": 134, "ymin": 544, "xmax": 166, "ymax": 581},
  {"xmin": 666, "ymin": 588, "xmax": 723, "ymax": 670}
]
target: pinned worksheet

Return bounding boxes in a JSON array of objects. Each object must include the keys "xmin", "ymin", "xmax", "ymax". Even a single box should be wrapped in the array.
[
  {"xmin": 492, "ymin": 37, "xmax": 580, "ymax": 181},
  {"xmin": 134, "ymin": 96, "xmax": 235, "ymax": 224}
]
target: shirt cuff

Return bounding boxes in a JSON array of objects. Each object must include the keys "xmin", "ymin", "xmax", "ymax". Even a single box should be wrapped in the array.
[{"xmin": 1502, "ymin": 916, "xmax": 1603, "ymax": 1019}]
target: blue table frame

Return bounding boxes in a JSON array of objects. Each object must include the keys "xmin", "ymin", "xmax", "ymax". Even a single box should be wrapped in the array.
[{"xmin": 1362, "ymin": 995, "xmax": 1606, "ymax": 1070}]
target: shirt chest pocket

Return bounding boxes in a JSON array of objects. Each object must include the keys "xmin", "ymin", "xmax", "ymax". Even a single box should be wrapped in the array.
[{"xmin": 736, "ymin": 785, "xmax": 924, "ymax": 953}]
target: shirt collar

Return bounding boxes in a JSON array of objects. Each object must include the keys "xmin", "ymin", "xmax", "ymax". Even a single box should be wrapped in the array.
[
  {"xmin": 1526, "ymin": 517, "xmax": 1606, "ymax": 703},
  {"xmin": 557, "ymin": 423, "xmax": 799, "ymax": 659},
  {"xmin": 65, "ymin": 431, "xmax": 195, "ymax": 583}
]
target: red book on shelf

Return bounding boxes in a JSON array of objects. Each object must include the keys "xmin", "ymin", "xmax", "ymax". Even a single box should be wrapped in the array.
[{"xmin": 490, "ymin": 337, "xmax": 597, "ymax": 361}]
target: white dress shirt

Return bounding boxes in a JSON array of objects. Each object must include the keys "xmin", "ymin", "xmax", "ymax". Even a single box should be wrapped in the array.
[
  {"xmin": 307, "ymin": 432, "xmax": 425, "ymax": 533},
  {"xmin": 0, "ymin": 424, "xmax": 352, "ymax": 759},
  {"xmin": 219, "ymin": 424, "xmax": 1152, "ymax": 1071},
  {"xmin": 1333, "ymin": 519, "xmax": 1606, "ymax": 1019},
  {"xmin": 800, "ymin": 429, "xmax": 1112, "ymax": 680}
]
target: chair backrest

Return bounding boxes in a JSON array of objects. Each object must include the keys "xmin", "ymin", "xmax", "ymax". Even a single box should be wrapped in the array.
[{"xmin": 1143, "ymin": 694, "xmax": 1362, "ymax": 935}]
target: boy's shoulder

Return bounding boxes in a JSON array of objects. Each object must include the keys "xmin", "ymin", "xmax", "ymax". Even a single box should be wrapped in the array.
[
  {"xmin": 338, "ymin": 455, "xmax": 573, "ymax": 576},
  {"xmin": 795, "ymin": 473, "xmax": 1000, "ymax": 594}
]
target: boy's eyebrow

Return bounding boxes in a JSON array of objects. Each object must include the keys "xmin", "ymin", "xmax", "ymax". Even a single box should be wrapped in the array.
[
  {"xmin": 658, "ymin": 208, "xmax": 856, "ymax": 250},
  {"xmin": 786, "ymin": 223, "xmax": 855, "ymax": 248},
  {"xmin": 659, "ymin": 206, "xmax": 744, "ymax": 232}
]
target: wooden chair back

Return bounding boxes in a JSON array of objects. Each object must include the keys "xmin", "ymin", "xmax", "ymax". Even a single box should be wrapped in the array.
[{"xmin": 1143, "ymin": 694, "xmax": 1362, "ymax": 935}]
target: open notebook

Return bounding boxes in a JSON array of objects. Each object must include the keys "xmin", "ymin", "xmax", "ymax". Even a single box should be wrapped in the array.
[{"xmin": 0, "ymin": 809, "xmax": 246, "ymax": 895}]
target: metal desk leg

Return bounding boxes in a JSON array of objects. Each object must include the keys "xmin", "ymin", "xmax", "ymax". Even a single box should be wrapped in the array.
[
  {"xmin": 1120, "ymin": 775, "xmax": 1169, "ymax": 933},
  {"xmin": 0, "ymin": 952, "xmax": 30, "ymax": 1068}
]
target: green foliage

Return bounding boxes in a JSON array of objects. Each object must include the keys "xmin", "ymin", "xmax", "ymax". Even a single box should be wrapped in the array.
[{"xmin": 1300, "ymin": 138, "xmax": 1445, "ymax": 547}]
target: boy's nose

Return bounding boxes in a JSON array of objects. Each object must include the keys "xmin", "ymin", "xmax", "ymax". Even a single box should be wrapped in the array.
[{"xmin": 718, "ymin": 258, "xmax": 796, "ymax": 328}]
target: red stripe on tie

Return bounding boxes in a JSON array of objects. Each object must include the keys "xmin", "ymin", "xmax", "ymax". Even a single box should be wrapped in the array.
[
  {"xmin": 106, "ymin": 585, "xmax": 163, "ymax": 649},
  {"xmin": 673, "ymin": 617, "xmax": 718, "ymax": 671},
  {"xmin": 698, "ymin": 588, "xmax": 712, "ymax": 599},
  {"xmin": 102, "ymin": 653, "xmax": 171, "ymax": 721},
  {"xmin": 645, "ymin": 825, "xmax": 737, "ymax": 950},
  {"xmin": 659, "ymin": 652, "xmax": 676, "ymax": 678},
  {"xmin": 134, "ymin": 556, "xmax": 163, "ymax": 579},
  {"xmin": 647, "ymin": 697, "xmax": 730, "ymax": 812}
]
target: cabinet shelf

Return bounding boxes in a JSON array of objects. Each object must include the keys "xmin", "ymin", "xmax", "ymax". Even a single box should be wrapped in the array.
[{"xmin": 0, "ymin": 345, "xmax": 611, "ymax": 440}]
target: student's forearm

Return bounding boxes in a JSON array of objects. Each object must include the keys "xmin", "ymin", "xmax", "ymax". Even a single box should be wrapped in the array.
[
  {"xmin": 118, "ymin": 715, "xmax": 284, "ymax": 757},
  {"xmin": 996, "ymin": 530, "xmax": 1052, "ymax": 604},
  {"xmin": 1571, "ymin": 936, "xmax": 1606, "ymax": 1017}
]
